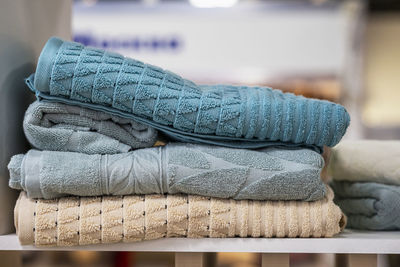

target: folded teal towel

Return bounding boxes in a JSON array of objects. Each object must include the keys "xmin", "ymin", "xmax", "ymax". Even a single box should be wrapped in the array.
[
  {"xmin": 8, "ymin": 143, "xmax": 326, "ymax": 201},
  {"xmin": 26, "ymin": 37, "xmax": 350, "ymax": 152},
  {"xmin": 331, "ymin": 181, "xmax": 400, "ymax": 230},
  {"xmin": 24, "ymin": 101, "xmax": 157, "ymax": 154}
]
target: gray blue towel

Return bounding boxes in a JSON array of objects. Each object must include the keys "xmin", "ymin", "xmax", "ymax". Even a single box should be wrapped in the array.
[
  {"xmin": 24, "ymin": 101, "xmax": 157, "ymax": 154},
  {"xmin": 331, "ymin": 181, "xmax": 400, "ymax": 230},
  {"xmin": 8, "ymin": 143, "xmax": 326, "ymax": 201},
  {"xmin": 25, "ymin": 37, "xmax": 350, "ymax": 152}
]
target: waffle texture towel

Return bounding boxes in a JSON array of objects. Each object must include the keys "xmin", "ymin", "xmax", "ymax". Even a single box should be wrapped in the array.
[
  {"xmin": 329, "ymin": 140, "xmax": 400, "ymax": 185},
  {"xmin": 23, "ymin": 101, "xmax": 157, "ymax": 154},
  {"xmin": 8, "ymin": 143, "xmax": 326, "ymax": 201},
  {"xmin": 332, "ymin": 181, "xmax": 400, "ymax": 230},
  {"xmin": 14, "ymin": 187, "xmax": 345, "ymax": 246},
  {"xmin": 26, "ymin": 37, "xmax": 350, "ymax": 151}
]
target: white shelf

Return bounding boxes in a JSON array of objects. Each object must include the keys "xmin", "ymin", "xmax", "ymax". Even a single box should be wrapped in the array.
[{"xmin": 0, "ymin": 230, "xmax": 399, "ymax": 253}]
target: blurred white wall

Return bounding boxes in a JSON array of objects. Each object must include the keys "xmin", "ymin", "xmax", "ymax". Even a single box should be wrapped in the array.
[{"xmin": 73, "ymin": 1, "xmax": 361, "ymax": 85}]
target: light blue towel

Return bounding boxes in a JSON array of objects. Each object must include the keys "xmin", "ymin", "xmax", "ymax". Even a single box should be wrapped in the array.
[
  {"xmin": 331, "ymin": 181, "xmax": 400, "ymax": 230},
  {"xmin": 26, "ymin": 37, "xmax": 350, "ymax": 152},
  {"xmin": 8, "ymin": 143, "xmax": 326, "ymax": 201},
  {"xmin": 23, "ymin": 100, "xmax": 157, "ymax": 154}
]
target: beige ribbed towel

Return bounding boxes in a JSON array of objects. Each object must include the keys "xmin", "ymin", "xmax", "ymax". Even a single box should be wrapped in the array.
[{"xmin": 15, "ymin": 187, "xmax": 345, "ymax": 247}]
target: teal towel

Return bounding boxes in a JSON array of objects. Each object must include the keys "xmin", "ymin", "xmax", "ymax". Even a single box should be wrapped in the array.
[
  {"xmin": 331, "ymin": 181, "xmax": 400, "ymax": 230},
  {"xmin": 24, "ymin": 101, "xmax": 157, "ymax": 154},
  {"xmin": 26, "ymin": 37, "xmax": 350, "ymax": 152},
  {"xmin": 8, "ymin": 143, "xmax": 326, "ymax": 201}
]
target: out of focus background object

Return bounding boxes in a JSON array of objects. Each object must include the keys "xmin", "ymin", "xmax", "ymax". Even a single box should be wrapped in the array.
[
  {"xmin": 0, "ymin": 0, "xmax": 71, "ymax": 235},
  {"xmin": 363, "ymin": 13, "xmax": 400, "ymax": 138}
]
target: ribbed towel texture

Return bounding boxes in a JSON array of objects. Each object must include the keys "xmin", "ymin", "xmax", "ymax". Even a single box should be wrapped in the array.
[
  {"xmin": 329, "ymin": 140, "xmax": 400, "ymax": 185},
  {"xmin": 8, "ymin": 144, "xmax": 326, "ymax": 200},
  {"xmin": 24, "ymin": 101, "xmax": 157, "ymax": 154},
  {"xmin": 332, "ymin": 181, "xmax": 400, "ymax": 230},
  {"xmin": 14, "ymin": 187, "xmax": 345, "ymax": 246},
  {"xmin": 26, "ymin": 37, "xmax": 350, "ymax": 151}
]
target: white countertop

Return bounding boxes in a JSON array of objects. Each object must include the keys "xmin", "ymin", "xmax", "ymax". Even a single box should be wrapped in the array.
[{"xmin": 1, "ymin": 230, "xmax": 399, "ymax": 253}]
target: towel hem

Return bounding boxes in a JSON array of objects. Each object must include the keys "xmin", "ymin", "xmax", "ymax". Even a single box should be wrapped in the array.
[{"xmin": 34, "ymin": 37, "xmax": 63, "ymax": 93}]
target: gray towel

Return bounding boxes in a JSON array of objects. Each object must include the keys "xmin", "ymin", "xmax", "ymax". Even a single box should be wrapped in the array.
[
  {"xmin": 23, "ymin": 101, "xmax": 158, "ymax": 154},
  {"xmin": 9, "ymin": 143, "xmax": 326, "ymax": 201},
  {"xmin": 331, "ymin": 181, "xmax": 400, "ymax": 230}
]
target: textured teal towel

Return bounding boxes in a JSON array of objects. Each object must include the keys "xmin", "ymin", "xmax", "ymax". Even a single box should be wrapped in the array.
[
  {"xmin": 26, "ymin": 37, "xmax": 350, "ymax": 151},
  {"xmin": 24, "ymin": 101, "xmax": 157, "ymax": 154},
  {"xmin": 331, "ymin": 181, "xmax": 400, "ymax": 230},
  {"xmin": 8, "ymin": 143, "xmax": 326, "ymax": 201}
]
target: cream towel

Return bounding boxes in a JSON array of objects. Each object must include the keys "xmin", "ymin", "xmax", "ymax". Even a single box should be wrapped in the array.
[
  {"xmin": 15, "ymin": 187, "xmax": 345, "ymax": 247},
  {"xmin": 329, "ymin": 140, "xmax": 400, "ymax": 185}
]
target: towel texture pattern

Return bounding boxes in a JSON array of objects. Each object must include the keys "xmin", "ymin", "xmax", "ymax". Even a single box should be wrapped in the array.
[
  {"xmin": 8, "ymin": 143, "xmax": 326, "ymax": 201},
  {"xmin": 332, "ymin": 181, "xmax": 400, "ymax": 230},
  {"xmin": 329, "ymin": 140, "xmax": 400, "ymax": 185},
  {"xmin": 27, "ymin": 37, "xmax": 350, "ymax": 150},
  {"xmin": 24, "ymin": 101, "xmax": 157, "ymax": 154},
  {"xmin": 14, "ymin": 188, "xmax": 345, "ymax": 246}
]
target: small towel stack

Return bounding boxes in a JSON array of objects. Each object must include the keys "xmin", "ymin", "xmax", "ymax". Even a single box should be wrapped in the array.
[
  {"xmin": 330, "ymin": 140, "xmax": 400, "ymax": 230},
  {"xmin": 8, "ymin": 37, "xmax": 350, "ymax": 247}
]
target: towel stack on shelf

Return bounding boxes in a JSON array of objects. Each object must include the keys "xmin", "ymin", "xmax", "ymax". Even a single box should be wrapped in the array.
[
  {"xmin": 8, "ymin": 37, "xmax": 350, "ymax": 247},
  {"xmin": 330, "ymin": 140, "xmax": 400, "ymax": 230}
]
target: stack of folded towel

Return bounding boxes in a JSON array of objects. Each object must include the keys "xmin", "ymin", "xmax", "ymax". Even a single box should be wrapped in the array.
[
  {"xmin": 330, "ymin": 140, "xmax": 400, "ymax": 230},
  {"xmin": 8, "ymin": 37, "xmax": 350, "ymax": 247}
]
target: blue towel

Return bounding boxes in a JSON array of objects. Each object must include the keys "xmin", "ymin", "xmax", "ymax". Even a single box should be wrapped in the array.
[
  {"xmin": 8, "ymin": 143, "xmax": 326, "ymax": 201},
  {"xmin": 331, "ymin": 181, "xmax": 400, "ymax": 230},
  {"xmin": 26, "ymin": 37, "xmax": 350, "ymax": 151},
  {"xmin": 23, "ymin": 100, "xmax": 157, "ymax": 154}
]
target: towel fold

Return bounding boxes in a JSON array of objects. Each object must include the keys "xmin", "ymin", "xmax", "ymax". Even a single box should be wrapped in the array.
[
  {"xmin": 8, "ymin": 143, "xmax": 326, "ymax": 201},
  {"xmin": 331, "ymin": 181, "xmax": 400, "ymax": 230},
  {"xmin": 14, "ymin": 187, "xmax": 345, "ymax": 246},
  {"xmin": 24, "ymin": 100, "xmax": 157, "ymax": 154},
  {"xmin": 329, "ymin": 140, "xmax": 400, "ymax": 185},
  {"xmin": 26, "ymin": 37, "xmax": 350, "ymax": 151}
]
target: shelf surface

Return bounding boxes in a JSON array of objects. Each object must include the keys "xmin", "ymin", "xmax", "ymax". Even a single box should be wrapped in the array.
[{"xmin": 0, "ymin": 230, "xmax": 399, "ymax": 253}]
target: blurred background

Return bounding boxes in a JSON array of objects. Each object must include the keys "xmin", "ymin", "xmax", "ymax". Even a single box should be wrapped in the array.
[{"xmin": 1, "ymin": 0, "xmax": 400, "ymax": 266}]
